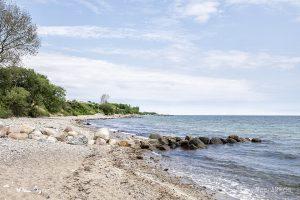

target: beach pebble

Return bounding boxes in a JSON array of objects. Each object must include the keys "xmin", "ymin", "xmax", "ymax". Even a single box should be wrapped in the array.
[
  {"xmin": 108, "ymin": 139, "xmax": 117, "ymax": 146},
  {"xmin": 20, "ymin": 124, "xmax": 35, "ymax": 134},
  {"xmin": 94, "ymin": 128, "xmax": 110, "ymax": 140},
  {"xmin": 66, "ymin": 135, "xmax": 88, "ymax": 145},
  {"xmin": 95, "ymin": 138, "xmax": 106, "ymax": 145},
  {"xmin": 8, "ymin": 132, "xmax": 28, "ymax": 140},
  {"xmin": 47, "ymin": 136, "xmax": 58, "ymax": 143},
  {"xmin": 88, "ymin": 139, "xmax": 95, "ymax": 145}
]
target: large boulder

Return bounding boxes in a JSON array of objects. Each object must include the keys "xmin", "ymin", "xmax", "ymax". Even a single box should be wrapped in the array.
[
  {"xmin": 140, "ymin": 141, "xmax": 150, "ymax": 149},
  {"xmin": 67, "ymin": 131, "xmax": 78, "ymax": 136},
  {"xmin": 158, "ymin": 137, "xmax": 169, "ymax": 145},
  {"xmin": 64, "ymin": 126, "xmax": 73, "ymax": 133},
  {"xmin": 88, "ymin": 139, "xmax": 95, "ymax": 145},
  {"xmin": 199, "ymin": 137, "xmax": 210, "ymax": 145},
  {"xmin": 226, "ymin": 138, "xmax": 237, "ymax": 144},
  {"xmin": 189, "ymin": 138, "xmax": 206, "ymax": 149},
  {"xmin": 156, "ymin": 144, "xmax": 170, "ymax": 151},
  {"xmin": 94, "ymin": 128, "xmax": 110, "ymax": 140},
  {"xmin": 42, "ymin": 128, "xmax": 63, "ymax": 140},
  {"xmin": 7, "ymin": 126, "xmax": 21, "ymax": 135},
  {"xmin": 47, "ymin": 136, "xmax": 58, "ymax": 143},
  {"xmin": 66, "ymin": 135, "xmax": 88, "ymax": 145},
  {"xmin": 8, "ymin": 133, "xmax": 28, "ymax": 140},
  {"xmin": 210, "ymin": 137, "xmax": 223, "ymax": 145},
  {"xmin": 180, "ymin": 140, "xmax": 190, "ymax": 149},
  {"xmin": 149, "ymin": 133, "xmax": 162, "ymax": 140},
  {"xmin": 251, "ymin": 138, "xmax": 262, "ymax": 143},
  {"xmin": 228, "ymin": 135, "xmax": 239, "ymax": 141},
  {"xmin": 29, "ymin": 130, "xmax": 47, "ymax": 141},
  {"xmin": 20, "ymin": 125, "xmax": 35, "ymax": 134}
]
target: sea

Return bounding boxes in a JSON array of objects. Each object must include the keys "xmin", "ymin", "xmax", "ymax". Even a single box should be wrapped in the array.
[{"xmin": 89, "ymin": 115, "xmax": 300, "ymax": 200}]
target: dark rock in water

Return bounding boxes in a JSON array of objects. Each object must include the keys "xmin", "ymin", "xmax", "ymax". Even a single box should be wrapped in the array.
[
  {"xmin": 226, "ymin": 138, "xmax": 237, "ymax": 144},
  {"xmin": 189, "ymin": 138, "xmax": 206, "ymax": 149},
  {"xmin": 185, "ymin": 135, "xmax": 192, "ymax": 141},
  {"xmin": 156, "ymin": 144, "xmax": 170, "ymax": 151},
  {"xmin": 199, "ymin": 137, "xmax": 210, "ymax": 145},
  {"xmin": 239, "ymin": 137, "xmax": 247, "ymax": 142},
  {"xmin": 180, "ymin": 140, "xmax": 190, "ymax": 149},
  {"xmin": 66, "ymin": 135, "xmax": 88, "ymax": 145},
  {"xmin": 244, "ymin": 138, "xmax": 251, "ymax": 141},
  {"xmin": 158, "ymin": 137, "xmax": 169, "ymax": 145},
  {"xmin": 220, "ymin": 138, "xmax": 228, "ymax": 144},
  {"xmin": 228, "ymin": 134, "xmax": 239, "ymax": 141},
  {"xmin": 251, "ymin": 138, "xmax": 262, "ymax": 143},
  {"xmin": 175, "ymin": 137, "xmax": 182, "ymax": 142},
  {"xmin": 167, "ymin": 138, "xmax": 179, "ymax": 149},
  {"xmin": 149, "ymin": 133, "xmax": 162, "ymax": 140},
  {"xmin": 210, "ymin": 137, "xmax": 223, "ymax": 145},
  {"xmin": 189, "ymin": 144, "xmax": 198, "ymax": 150},
  {"xmin": 140, "ymin": 141, "xmax": 150, "ymax": 149}
]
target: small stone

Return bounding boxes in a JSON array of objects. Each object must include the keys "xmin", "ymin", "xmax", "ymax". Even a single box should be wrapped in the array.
[
  {"xmin": 20, "ymin": 124, "xmax": 35, "ymax": 134},
  {"xmin": 136, "ymin": 155, "xmax": 143, "ymax": 160},
  {"xmin": 66, "ymin": 135, "xmax": 88, "ymax": 145},
  {"xmin": 94, "ymin": 128, "xmax": 110, "ymax": 140},
  {"xmin": 108, "ymin": 139, "xmax": 117, "ymax": 145},
  {"xmin": 8, "ymin": 133, "xmax": 28, "ymax": 140},
  {"xmin": 67, "ymin": 131, "xmax": 78, "ymax": 136},
  {"xmin": 88, "ymin": 139, "xmax": 95, "ymax": 145},
  {"xmin": 64, "ymin": 126, "xmax": 73, "ymax": 133},
  {"xmin": 118, "ymin": 140, "xmax": 131, "ymax": 147},
  {"xmin": 47, "ymin": 136, "xmax": 58, "ymax": 143},
  {"xmin": 95, "ymin": 138, "xmax": 106, "ymax": 145}
]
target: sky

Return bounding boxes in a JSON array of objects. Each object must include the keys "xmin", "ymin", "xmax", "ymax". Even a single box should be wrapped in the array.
[{"xmin": 13, "ymin": 0, "xmax": 300, "ymax": 115}]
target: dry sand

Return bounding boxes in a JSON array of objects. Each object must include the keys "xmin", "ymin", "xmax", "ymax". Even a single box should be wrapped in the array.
[{"xmin": 0, "ymin": 115, "xmax": 215, "ymax": 200}]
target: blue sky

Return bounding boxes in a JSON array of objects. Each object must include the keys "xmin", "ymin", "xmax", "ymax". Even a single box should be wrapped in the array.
[{"xmin": 14, "ymin": 0, "xmax": 300, "ymax": 115}]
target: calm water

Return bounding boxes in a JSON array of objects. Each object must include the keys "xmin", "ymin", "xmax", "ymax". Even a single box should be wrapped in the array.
[{"xmin": 90, "ymin": 115, "xmax": 300, "ymax": 200}]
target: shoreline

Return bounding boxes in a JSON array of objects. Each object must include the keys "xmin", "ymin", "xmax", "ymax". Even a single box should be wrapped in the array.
[{"xmin": 0, "ymin": 114, "xmax": 215, "ymax": 200}]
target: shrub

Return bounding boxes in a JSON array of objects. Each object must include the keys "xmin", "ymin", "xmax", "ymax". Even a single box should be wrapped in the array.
[{"xmin": 4, "ymin": 87, "xmax": 30, "ymax": 116}]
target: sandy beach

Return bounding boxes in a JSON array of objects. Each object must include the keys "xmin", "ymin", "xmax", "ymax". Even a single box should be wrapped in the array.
[{"xmin": 0, "ymin": 115, "xmax": 214, "ymax": 200}]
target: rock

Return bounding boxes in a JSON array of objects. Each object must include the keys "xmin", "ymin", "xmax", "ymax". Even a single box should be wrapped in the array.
[
  {"xmin": 8, "ymin": 133, "xmax": 28, "ymax": 140},
  {"xmin": 175, "ymin": 137, "xmax": 182, "ymax": 142},
  {"xmin": 189, "ymin": 144, "xmax": 198, "ymax": 150},
  {"xmin": 158, "ymin": 137, "xmax": 169, "ymax": 145},
  {"xmin": 210, "ymin": 137, "xmax": 223, "ymax": 145},
  {"xmin": 64, "ymin": 126, "xmax": 73, "ymax": 133},
  {"xmin": 149, "ymin": 133, "xmax": 162, "ymax": 140},
  {"xmin": 95, "ymin": 138, "xmax": 106, "ymax": 145},
  {"xmin": 228, "ymin": 135, "xmax": 239, "ymax": 141},
  {"xmin": 7, "ymin": 126, "xmax": 21, "ymax": 134},
  {"xmin": 199, "ymin": 137, "xmax": 210, "ymax": 145},
  {"xmin": 20, "ymin": 124, "xmax": 34, "ymax": 134},
  {"xmin": 42, "ymin": 128, "xmax": 63, "ymax": 140},
  {"xmin": 189, "ymin": 138, "xmax": 206, "ymax": 149},
  {"xmin": 118, "ymin": 140, "xmax": 131, "ymax": 147},
  {"xmin": 108, "ymin": 139, "xmax": 117, "ymax": 145},
  {"xmin": 67, "ymin": 131, "xmax": 78, "ymax": 136},
  {"xmin": 66, "ymin": 135, "xmax": 88, "ymax": 145},
  {"xmin": 47, "ymin": 136, "xmax": 58, "ymax": 143},
  {"xmin": 94, "ymin": 128, "xmax": 110, "ymax": 140},
  {"xmin": 29, "ymin": 130, "xmax": 47, "ymax": 141},
  {"xmin": 88, "ymin": 139, "xmax": 95, "ymax": 145},
  {"xmin": 167, "ymin": 137, "xmax": 179, "ymax": 148},
  {"xmin": 226, "ymin": 138, "xmax": 237, "ymax": 144},
  {"xmin": 136, "ymin": 155, "xmax": 143, "ymax": 160},
  {"xmin": 239, "ymin": 137, "xmax": 247, "ymax": 142},
  {"xmin": 0, "ymin": 126, "xmax": 8, "ymax": 137},
  {"xmin": 156, "ymin": 144, "xmax": 170, "ymax": 151},
  {"xmin": 220, "ymin": 138, "xmax": 228, "ymax": 144},
  {"xmin": 185, "ymin": 135, "xmax": 192, "ymax": 141},
  {"xmin": 251, "ymin": 138, "xmax": 262, "ymax": 143},
  {"xmin": 180, "ymin": 140, "xmax": 190, "ymax": 149},
  {"xmin": 244, "ymin": 138, "xmax": 251, "ymax": 141},
  {"xmin": 140, "ymin": 141, "xmax": 150, "ymax": 149}
]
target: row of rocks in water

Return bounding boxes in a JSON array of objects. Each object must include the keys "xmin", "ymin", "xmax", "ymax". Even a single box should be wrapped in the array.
[{"xmin": 144, "ymin": 133, "xmax": 262, "ymax": 151}]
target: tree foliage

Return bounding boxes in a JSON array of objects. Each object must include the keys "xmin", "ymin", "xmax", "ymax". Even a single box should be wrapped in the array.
[{"xmin": 0, "ymin": 0, "xmax": 40, "ymax": 66}]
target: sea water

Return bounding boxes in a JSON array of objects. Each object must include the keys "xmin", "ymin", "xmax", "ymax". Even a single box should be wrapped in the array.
[{"xmin": 90, "ymin": 115, "xmax": 300, "ymax": 200}]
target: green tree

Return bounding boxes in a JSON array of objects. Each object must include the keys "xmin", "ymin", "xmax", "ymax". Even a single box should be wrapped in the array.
[{"xmin": 5, "ymin": 87, "xmax": 30, "ymax": 116}]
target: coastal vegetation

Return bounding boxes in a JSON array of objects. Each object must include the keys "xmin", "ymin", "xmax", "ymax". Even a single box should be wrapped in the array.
[{"xmin": 0, "ymin": 1, "xmax": 149, "ymax": 118}]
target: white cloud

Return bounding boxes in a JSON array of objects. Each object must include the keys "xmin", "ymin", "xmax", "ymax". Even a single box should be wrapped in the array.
[
  {"xmin": 226, "ymin": 0, "xmax": 300, "ymax": 6},
  {"xmin": 199, "ymin": 51, "xmax": 300, "ymax": 69},
  {"xmin": 38, "ymin": 26, "xmax": 186, "ymax": 43},
  {"xmin": 175, "ymin": 0, "xmax": 220, "ymax": 23},
  {"xmin": 23, "ymin": 53, "xmax": 262, "ymax": 105}
]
